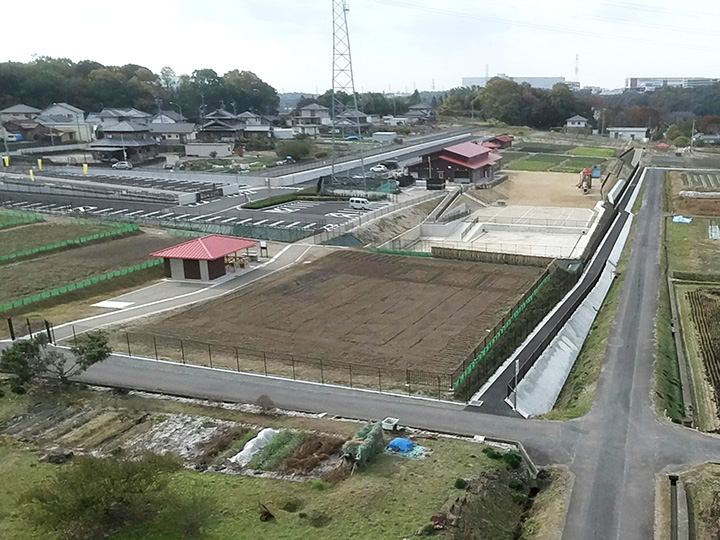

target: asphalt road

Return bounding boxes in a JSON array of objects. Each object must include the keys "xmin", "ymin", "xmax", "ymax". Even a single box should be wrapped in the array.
[{"xmin": 36, "ymin": 167, "xmax": 720, "ymax": 539}]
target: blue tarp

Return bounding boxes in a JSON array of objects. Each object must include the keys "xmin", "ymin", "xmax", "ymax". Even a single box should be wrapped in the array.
[{"xmin": 388, "ymin": 438, "xmax": 414, "ymax": 453}]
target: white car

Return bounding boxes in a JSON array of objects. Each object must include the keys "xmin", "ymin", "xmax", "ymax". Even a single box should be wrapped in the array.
[
  {"xmin": 370, "ymin": 164, "xmax": 388, "ymax": 173},
  {"xmin": 112, "ymin": 161, "xmax": 133, "ymax": 170}
]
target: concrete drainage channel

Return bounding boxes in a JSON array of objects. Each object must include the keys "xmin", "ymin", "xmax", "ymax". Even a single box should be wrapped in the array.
[{"xmin": 669, "ymin": 474, "xmax": 689, "ymax": 540}]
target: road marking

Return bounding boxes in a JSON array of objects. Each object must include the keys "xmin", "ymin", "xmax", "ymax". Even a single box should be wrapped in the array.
[
  {"xmin": 156, "ymin": 213, "xmax": 175, "ymax": 219},
  {"xmin": 187, "ymin": 215, "xmax": 205, "ymax": 222},
  {"xmin": 205, "ymin": 216, "xmax": 223, "ymax": 223},
  {"xmin": 124, "ymin": 210, "xmax": 145, "ymax": 217},
  {"xmin": 141, "ymin": 211, "xmax": 161, "ymax": 218},
  {"xmin": 302, "ymin": 222, "xmax": 317, "ymax": 229},
  {"xmin": 285, "ymin": 221, "xmax": 301, "ymax": 228},
  {"xmin": 106, "ymin": 209, "xmax": 129, "ymax": 216},
  {"xmin": 220, "ymin": 217, "xmax": 237, "ymax": 223},
  {"xmin": 236, "ymin": 218, "xmax": 253, "ymax": 225},
  {"xmin": 253, "ymin": 219, "xmax": 268, "ymax": 225},
  {"xmin": 267, "ymin": 220, "xmax": 285, "ymax": 227}
]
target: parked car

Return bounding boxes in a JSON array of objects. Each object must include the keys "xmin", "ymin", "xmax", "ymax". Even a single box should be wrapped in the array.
[
  {"xmin": 349, "ymin": 197, "xmax": 371, "ymax": 210},
  {"xmin": 112, "ymin": 161, "xmax": 133, "ymax": 170},
  {"xmin": 370, "ymin": 164, "xmax": 388, "ymax": 173}
]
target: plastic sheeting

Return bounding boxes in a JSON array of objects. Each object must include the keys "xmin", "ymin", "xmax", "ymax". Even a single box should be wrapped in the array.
[
  {"xmin": 229, "ymin": 428, "xmax": 278, "ymax": 466},
  {"xmin": 387, "ymin": 438, "xmax": 414, "ymax": 453},
  {"xmin": 673, "ymin": 215, "xmax": 693, "ymax": 224}
]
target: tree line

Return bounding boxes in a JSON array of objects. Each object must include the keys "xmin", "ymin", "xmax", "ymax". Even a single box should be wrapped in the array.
[
  {"xmin": 439, "ymin": 77, "xmax": 720, "ymax": 134},
  {"xmin": 0, "ymin": 57, "xmax": 279, "ymax": 119}
]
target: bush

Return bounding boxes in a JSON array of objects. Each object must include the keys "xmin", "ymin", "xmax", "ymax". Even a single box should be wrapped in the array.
[
  {"xmin": 482, "ymin": 447, "xmax": 503, "ymax": 460},
  {"xmin": 25, "ymin": 454, "xmax": 211, "ymax": 540},
  {"xmin": 508, "ymin": 479, "xmax": 524, "ymax": 491},
  {"xmin": 276, "ymin": 139, "xmax": 315, "ymax": 160},
  {"xmin": 672, "ymin": 135, "xmax": 690, "ymax": 147},
  {"xmin": 503, "ymin": 451, "xmax": 522, "ymax": 470},
  {"xmin": 454, "ymin": 478, "xmax": 467, "ymax": 489},
  {"xmin": 310, "ymin": 480, "xmax": 331, "ymax": 491},
  {"xmin": 281, "ymin": 498, "xmax": 304, "ymax": 512}
]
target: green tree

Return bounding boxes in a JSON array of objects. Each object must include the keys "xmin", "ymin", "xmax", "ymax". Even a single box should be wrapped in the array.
[
  {"xmin": 0, "ymin": 337, "xmax": 44, "ymax": 385},
  {"xmin": 26, "ymin": 454, "xmax": 212, "ymax": 540},
  {"xmin": 665, "ymin": 124, "xmax": 682, "ymax": 140},
  {"xmin": 672, "ymin": 135, "xmax": 690, "ymax": 147}
]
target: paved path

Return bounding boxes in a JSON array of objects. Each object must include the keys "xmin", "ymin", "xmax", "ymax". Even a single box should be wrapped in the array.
[{"xmin": 3, "ymin": 168, "xmax": 719, "ymax": 538}]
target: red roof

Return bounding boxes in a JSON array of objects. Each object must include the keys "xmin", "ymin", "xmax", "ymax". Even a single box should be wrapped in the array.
[
  {"xmin": 438, "ymin": 153, "xmax": 501, "ymax": 170},
  {"xmin": 482, "ymin": 141, "xmax": 502, "ymax": 149},
  {"xmin": 151, "ymin": 235, "xmax": 259, "ymax": 260},
  {"xmin": 495, "ymin": 135, "xmax": 513, "ymax": 143},
  {"xmin": 443, "ymin": 141, "xmax": 491, "ymax": 160}
]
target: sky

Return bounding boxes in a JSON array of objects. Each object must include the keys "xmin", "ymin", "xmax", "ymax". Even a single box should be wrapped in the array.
[{"xmin": 3, "ymin": 0, "xmax": 720, "ymax": 93}]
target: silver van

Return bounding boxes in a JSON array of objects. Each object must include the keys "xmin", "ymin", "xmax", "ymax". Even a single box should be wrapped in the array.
[{"xmin": 349, "ymin": 197, "xmax": 371, "ymax": 210}]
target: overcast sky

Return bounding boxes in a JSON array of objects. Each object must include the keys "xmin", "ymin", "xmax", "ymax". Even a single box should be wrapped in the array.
[{"xmin": 4, "ymin": 0, "xmax": 720, "ymax": 93}]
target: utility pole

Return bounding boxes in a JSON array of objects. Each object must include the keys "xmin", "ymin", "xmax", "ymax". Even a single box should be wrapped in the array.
[
  {"xmin": 121, "ymin": 134, "xmax": 127, "ymax": 162},
  {"xmin": 690, "ymin": 119, "xmax": 696, "ymax": 151}
]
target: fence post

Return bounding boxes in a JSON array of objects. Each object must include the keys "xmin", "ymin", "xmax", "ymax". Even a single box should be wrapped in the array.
[
  {"xmin": 263, "ymin": 352, "xmax": 267, "ymax": 376},
  {"xmin": 349, "ymin": 365, "xmax": 353, "ymax": 388},
  {"xmin": 208, "ymin": 344, "xmax": 213, "ymax": 368},
  {"xmin": 320, "ymin": 359, "xmax": 324, "ymax": 384},
  {"xmin": 6, "ymin": 318, "xmax": 15, "ymax": 341},
  {"xmin": 126, "ymin": 332, "xmax": 131, "ymax": 356},
  {"xmin": 291, "ymin": 356, "xmax": 296, "ymax": 380},
  {"xmin": 378, "ymin": 369, "xmax": 382, "ymax": 393},
  {"xmin": 44, "ymin": 320, "xmax": 53, "ymax": 344},
  {"xmin": 235, "ymin": 347, "xmax": 239, "ymax": 371},
  {"xmin": 26, "ymin": 318, "xmax": 33, "ymax": 338},
  {"xmin": 437, "ymin": 376, "xmax": 441, "ymax": 400},
  {"xmin": 180, "ymin": 340, "xmax": 185, "ymax": 364},
  {"xmin": 153, "ymin": 336, "xmax": 159, "ymax": 360}
]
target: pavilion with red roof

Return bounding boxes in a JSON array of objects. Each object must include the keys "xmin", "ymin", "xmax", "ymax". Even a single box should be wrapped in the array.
[
  {"xmin": 410, "ymin": 140, "xmax": 502, "ymax": 185},
  {"xmin": 151, "ymin": 235, "xmax": 259, "ymax": 281}
]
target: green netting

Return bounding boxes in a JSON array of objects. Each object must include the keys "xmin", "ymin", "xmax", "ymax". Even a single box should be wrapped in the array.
[{"xmin": 453, "ymin": 273, "xmax": 553, "ymax": 389}]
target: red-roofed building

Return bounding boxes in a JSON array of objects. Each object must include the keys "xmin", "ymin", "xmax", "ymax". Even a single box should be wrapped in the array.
[
  {"xmin": 151, "ymin": 235, "xmax": 259, "ymax": 281},
  {"xmin": 409, "ymin": 141, "xmax": 502, "ymax": 184},
  {"xmin": 485, "ymin": 135, "xmax": 514, "ymax": 149}
]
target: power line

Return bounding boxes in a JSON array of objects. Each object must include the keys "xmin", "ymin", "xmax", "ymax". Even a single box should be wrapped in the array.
[{"xmin": 369, "ymin": 0, "xmax": 720, "ymax": 53}]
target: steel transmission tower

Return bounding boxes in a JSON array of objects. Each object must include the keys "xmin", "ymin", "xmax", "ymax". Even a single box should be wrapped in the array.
[{"xmin": 331, "ymin": 0, "xmax": 366, "ymax": 186}]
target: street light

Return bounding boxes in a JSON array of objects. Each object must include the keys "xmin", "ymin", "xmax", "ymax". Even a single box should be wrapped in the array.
[{"xmin": 169, "ymin": 102, "xmax": 184, "ymax": 122}]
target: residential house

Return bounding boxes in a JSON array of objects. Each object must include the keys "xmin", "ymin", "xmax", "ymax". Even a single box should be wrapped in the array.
[
  {"xmin": 151, "ymin": 110, "xmax": 187, "ymax": 124},
  {"xmin": 1, "ymin": 118, "xmax": 66, "ymax": 143},
  {"xmin": 198, "ymin": 108, "xmax": 245, "ymax": 142},
  {"xmin": 482, "ymin": 135, "xmax": 514, "ymax": 150},
  {"xmin": 237, "ymin": 111, "xmax": 262, "ymax": 126},
  {"xmin": 0, "ymin": 104, "xmax": 41, "ymax": 124},
  {"xmin": 90, "ymin": 121, "xmax": 159, "ymax": 163},
  {"xmin": 37, "ymin": 103, "xmax": 93, "ymax": 142},
  {"xmin": 565, "ymin": 115, "xmax": 592, "ymax": 135},
  {"xmin": 607, "ymin": 127, "xmax": 650, "ymax": 142},
  {"xmin": 334, "ymin": 108, "xmax": 372, "ymax": 136},
  {"xmin": 409, "ymin": 141, "xmax": 501, "ymax": 184},
  {"xmin": 293, "ymin": 103, "xmax": 330, "ymax": 136},
  {"xmin": 149, "ymin": 123, "xmax": 198, "ymax": 150},
  {"xmin": 405, "ymin": 102, "xmax": 435, "ymax": 124}
]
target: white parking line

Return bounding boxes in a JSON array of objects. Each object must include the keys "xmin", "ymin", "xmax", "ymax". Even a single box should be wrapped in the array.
[
  {"xmin": 155, "ymin": 213, "xmax": 175, "ymax": 219},
  {"xmin": 285, "ymin": 221, "xmax": 301, "ymax": 228},
  {"xmin": 188, "ymin": 215, "xmax": 205, "ymax": 222},
  {"xmin": 220, "ymin": 217, "xmax": 237, "ymax": 223},
  {"xmin": 205, "ymin": 216, "xmax": 223, "ymax": 223},
  {"xmin": 124, "ymin": 210, "xmax": 145, "ymax": 217},
  {"xmin": 141, "ymin": 211, "xmax": 161, "ymax": 218},
  {"xmin": 302, "ymin": 222, "xmax": 317, "ymax": 229},
  {"xmin": 106, "ymin": 209, "xmax": 129, "ymax": 216},
  {"xmin": 267, "ymin": 220, "xmax": 285, "ymax": 227},
  {"xmin": 253, "ymin": 219, "xmax": 268, "ymax": 225},
  {"xmin": 236, "ymin": 218, "xmax": 253, "ymax": 225}
]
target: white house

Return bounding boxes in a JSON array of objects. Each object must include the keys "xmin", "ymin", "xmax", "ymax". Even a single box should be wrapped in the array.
[
  {"xmin": 37, "ymin": 103, "xmax": 93, "ymax": 142},
  {"xmin": 0, "ymin": 104, "xmax": 41, "ymax": 124},
  {"xmin": 42, "ymin": 103, "xmax": 85, "ymax": 122},
  {"xmin": 293, "ymin": 103, "xmax": 331, "ymax": 136},
  {"xmin": 607, "ymin": 127, "xmax": 650, "ymax": 142},
  {"xmin": 565, "ymin": 115, "xmax": 591, "ymax": 134}
]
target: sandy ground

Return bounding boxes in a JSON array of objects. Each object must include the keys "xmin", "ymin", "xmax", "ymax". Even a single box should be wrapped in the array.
[
  {"xmin": 136, "ymin": 250, "xmax": 544, "ymax": 375},
  {"xmin": 502, "ymin": 171, "xmax": 601, "ymax": 208}
]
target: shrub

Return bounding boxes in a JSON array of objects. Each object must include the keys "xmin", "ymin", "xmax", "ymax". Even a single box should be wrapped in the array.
[
  {"xmin": 255, "ymin": 395, "xmax": 275, "ymax": 412},
  {"xmin": 276, "ymin": 139, "xmax": 315, "ymax": 160},
  {"xmin": 306, "ymin": 510, "xmax": 331, "ymax": 528},
  {"xmin": 482, "ymin": 447, "xmax": 504, "ymax": 460},
  {"xmin": 503, "ymin": 451, "xmax": 522, "ymax": 470},
  {"xmin": 281, "ymin": 498, "xmax": 304, "ymax": 513},
  {"xmin": 310, "ymin": 480, "xmax": 331, "ymax": 491},
  {"xmin": 508, "ymin": 479, "xmax": 524, "ymax": 491},
  {"xmin": 454, "ymin": 478, "xmax": 467, "ymax": 489}
]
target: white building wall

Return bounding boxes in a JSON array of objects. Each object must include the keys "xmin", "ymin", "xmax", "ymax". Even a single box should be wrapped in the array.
[
  {"xmin": 169, "ymin": 259, "xmax": 185, "ymax": 279},
  {"xmin": 199, "ymin": 260, "xmax": 210, "ymax": 281}
]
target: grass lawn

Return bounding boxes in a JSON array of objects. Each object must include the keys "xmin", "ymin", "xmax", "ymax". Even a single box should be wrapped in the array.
[
  {"xmin": 666, "ymin": 218, "xmax": 720, "ymax": 279},
  {"xmin": 513, "ymin": 143, "xmax": 576, "ymax": 154},
  {"xmin": 550, "ymin": 157, "xmax": 608, "ymax": 174},
  {"xmin": 568, "ymin": 147, "xmax": 615, "ymax": 158},
  {"xmin": 0, "ymin": 222, "xmax": 114, "ymax": 257},
  {"xmin": 506, "ymin": 154, "xmax": 567, "ymax": 171},
  {"xmin": 499, "ymin": 151, "xmax": 529, "ymax": 163},
  {"xmin": 682, "ymin": 464, "xmax": 720, "ymax": 540}
]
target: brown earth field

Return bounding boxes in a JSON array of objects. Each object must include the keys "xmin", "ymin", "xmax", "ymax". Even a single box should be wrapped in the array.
[
  {"xmin": 138, "ymin": 250, "xmax": 544, "ymax": 375},
  {"xmin": 0, "ymin": 230, "xmax": 178, "ymax": 304},
  {"xmin": 668, "ymin": 171, "xmax": 720, "ymax": 215}
]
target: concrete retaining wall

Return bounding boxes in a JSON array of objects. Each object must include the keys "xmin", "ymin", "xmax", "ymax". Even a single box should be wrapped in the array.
[{"xmin": 431, "ymin": 246, "xmax": 555, "ymax": 267}]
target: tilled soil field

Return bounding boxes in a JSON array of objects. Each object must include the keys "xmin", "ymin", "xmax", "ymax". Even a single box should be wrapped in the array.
[
  {"xmin": 139, "ymin": 250, "xmax": 544, "ymax": 375},
  {"xmin": 0, "ymin": 230, "xmax": 178, "ymax": 304}
]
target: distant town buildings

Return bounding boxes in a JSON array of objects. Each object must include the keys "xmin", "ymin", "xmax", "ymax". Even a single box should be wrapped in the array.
[
  {"xmin": 625, "ymin": 77, "xmax": 719, "ymax": 92},
  {"xmin": 462, "ymin": 74, "xmax": 571, "ymax": 90}
]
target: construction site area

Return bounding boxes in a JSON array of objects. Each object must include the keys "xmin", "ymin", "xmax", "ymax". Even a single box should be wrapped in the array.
[{"xmin": 377, "ymin": 167, "xmax": 610, "ymax": 259}]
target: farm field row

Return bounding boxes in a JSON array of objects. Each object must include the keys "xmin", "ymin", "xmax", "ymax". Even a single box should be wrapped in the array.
[
  {"xmin": 0, "ymin": 231, "xmax": 177, "ymax": 305},
  {"xmin": 0, "ymin": 220, "xmax": 115, "ymax": 257}
]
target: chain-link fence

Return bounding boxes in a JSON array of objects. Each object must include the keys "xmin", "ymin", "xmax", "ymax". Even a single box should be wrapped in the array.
[{"xmin": 68, "ymin": 329, "xmax": 457, "ymax": 400}]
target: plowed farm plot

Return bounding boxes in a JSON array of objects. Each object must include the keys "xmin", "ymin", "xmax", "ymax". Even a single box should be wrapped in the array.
[{"xmin": 137, "ymin": 251, "xmax": 544, "ymax": 375}]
